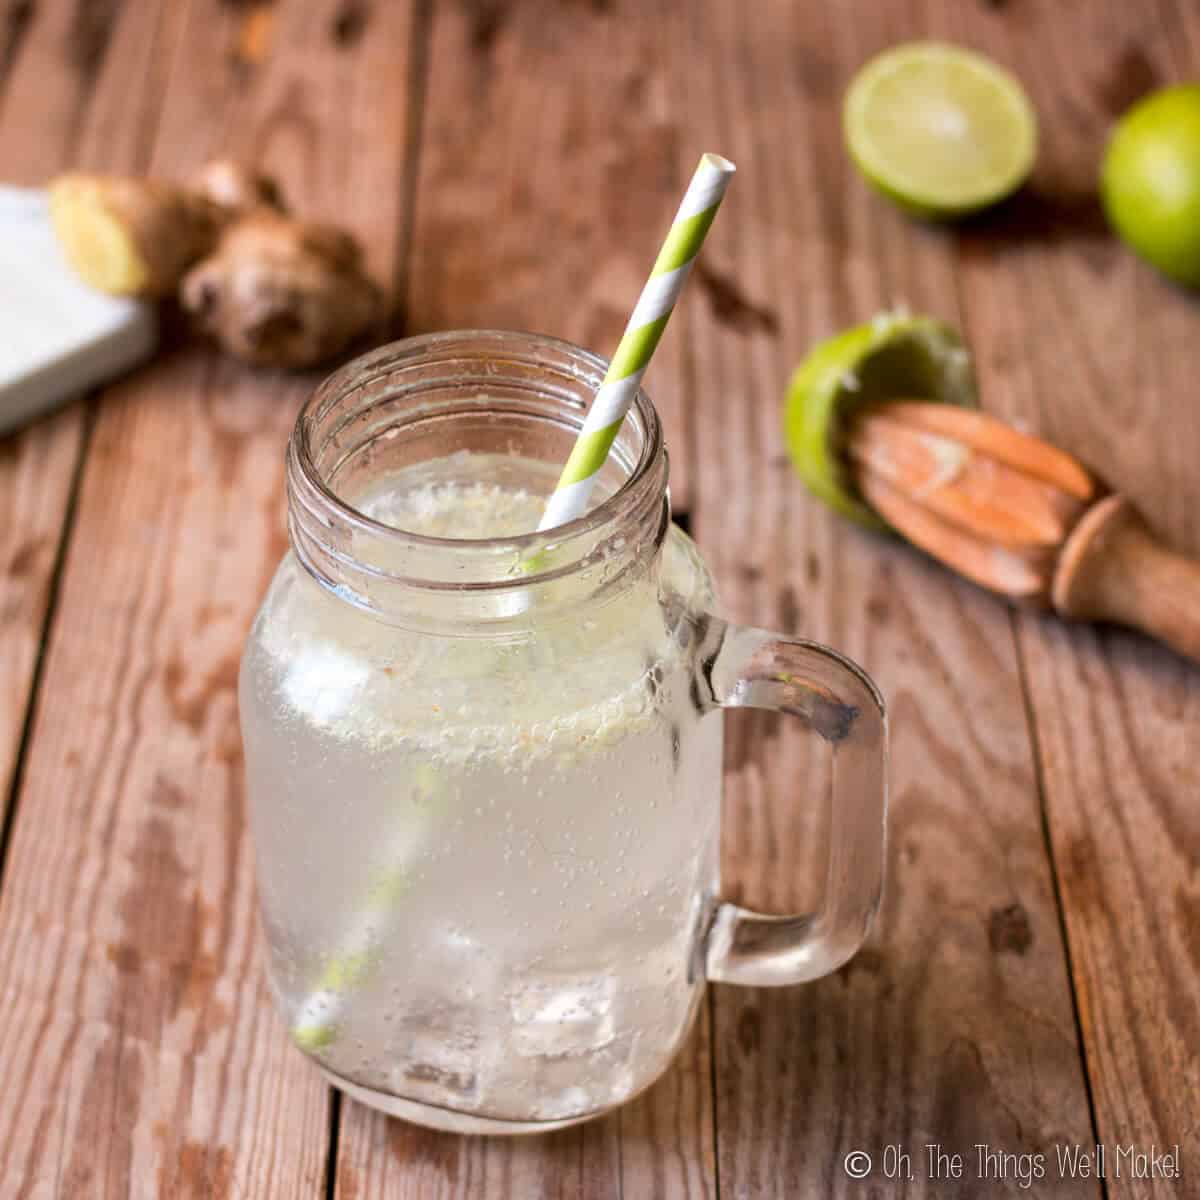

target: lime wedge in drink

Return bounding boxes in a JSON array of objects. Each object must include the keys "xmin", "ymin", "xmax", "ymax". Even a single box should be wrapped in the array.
[
  {"xmin": 784, "ymin": 312, "xmax": 977, "ymax": 527},
  {"xmin": 844, "ymin": 42, "xmax": 1038, "ymax": 218}
]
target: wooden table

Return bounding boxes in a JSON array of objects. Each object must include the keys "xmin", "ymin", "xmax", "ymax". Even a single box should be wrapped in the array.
[{"xmin": 1, "ymin": 1, "xmax": 1197, "ymax": 1196}]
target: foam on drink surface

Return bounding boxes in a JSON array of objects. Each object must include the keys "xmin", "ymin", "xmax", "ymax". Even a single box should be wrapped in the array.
[
  {"xmin": 265, "ymin": 453, "xmax": 670, "ymax": 766},
  {"xmin": 357, "ymin": 452, "xmax": 552, "ymax": 538}
]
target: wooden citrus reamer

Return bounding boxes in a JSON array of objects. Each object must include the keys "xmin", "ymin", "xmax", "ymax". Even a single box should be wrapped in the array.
[{"xmin": 845, "ymin": 401, "xmax": 1200, "ymax": 665}]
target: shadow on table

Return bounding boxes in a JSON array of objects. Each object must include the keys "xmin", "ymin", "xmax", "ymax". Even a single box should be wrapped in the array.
[
  {"xmin": 955, "ymin": 183, "xmax": 1111, "ymax": 250},
  {"xmin": 377, "ymin": 1101, "xmax": 624, "ymax": 1193}
]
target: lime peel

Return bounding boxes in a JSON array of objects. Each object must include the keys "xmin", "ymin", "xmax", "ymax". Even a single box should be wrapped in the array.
[
  {"xmin": 1102, "ymin": 84, "xmax": 1200, "ymax": 287},
  {"xmin": 784, "ymin": 312, "xmax": 977, "ymax": 528}
]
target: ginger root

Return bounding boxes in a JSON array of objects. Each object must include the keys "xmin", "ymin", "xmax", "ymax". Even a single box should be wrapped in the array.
[
  {"xmin": 49, "ymin": 158, "xmax": 382, "ymax": 369},
  {"xmin": 49, "ymin": 174, "xmax": 222, "ymax": 298},
  {"xmin": 180, "ymin": 209, "xmax": 380, "ymax": 369},
  {"xmin": 191, "ymin": 158, "xmax": 287, "ymax": 216}
]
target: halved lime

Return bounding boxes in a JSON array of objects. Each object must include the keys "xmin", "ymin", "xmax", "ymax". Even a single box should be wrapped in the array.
[
  {"xmin": 784, "ymin": 312, "xmax": 977, "ymax": 528},
  {"xmin": 844, "ymin": 42, "xmax": 1038, "ymax": 218}
]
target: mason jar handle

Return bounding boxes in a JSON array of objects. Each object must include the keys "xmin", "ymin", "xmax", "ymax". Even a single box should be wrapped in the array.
[{"xmin": 697, "ymin": 618, "xmax": 887, "ymax": 987}]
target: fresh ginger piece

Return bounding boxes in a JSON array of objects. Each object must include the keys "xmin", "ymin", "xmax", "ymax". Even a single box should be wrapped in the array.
[
  {"xmin": 180, "ymin": 209, "xmax": 380, "ymax": 368},
  {"xmin": 191, "ymin": 158, "xmax": 286, "ymax": 215},
  {"xmin": 49, "ymin": 174, "xmax": 220, "ymax": 298},
  {"xmin": 49, "ymin": 176, "xmax": 151, "ymax": 295}
]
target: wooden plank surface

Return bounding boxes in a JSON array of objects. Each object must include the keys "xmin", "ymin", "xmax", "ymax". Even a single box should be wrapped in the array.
[
  {"xmin": 0, "ymin": 1, "xmax": 1197, "ymax": 1196},
  {"xmin": 947, "ymin": 4, "xmax": 1200, "ymax": 1193},
  {"xmin": 0, "ymin": 0, "xmax": 165, "ymax": 829},
  {"xmin": 0, "ymin": 0, "xmax": 419, "ymax": 1193}
]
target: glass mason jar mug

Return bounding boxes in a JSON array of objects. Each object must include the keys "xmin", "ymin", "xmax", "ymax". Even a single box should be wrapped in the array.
[{"xmin": 241, "ymin": 331, "xmax": 886, "ymax": 1135}]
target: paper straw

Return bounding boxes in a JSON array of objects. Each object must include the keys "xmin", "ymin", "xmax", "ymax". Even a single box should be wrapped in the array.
[
  {"xmin": 290, "ymin": 762, "xmax": 439, "ymax": 1050},
  {"xmin": 292, "ymin": 871, "xmax": 405, "ymax": 1050},
  {"xmin": 537, "ymin": 152, "xmax": 736, "ymax": 532}
]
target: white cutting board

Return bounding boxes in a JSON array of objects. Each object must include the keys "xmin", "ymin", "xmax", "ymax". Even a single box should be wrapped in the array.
[{"xmin": 0, "ymin": 186, "xmax": 158, "ymax": 434}]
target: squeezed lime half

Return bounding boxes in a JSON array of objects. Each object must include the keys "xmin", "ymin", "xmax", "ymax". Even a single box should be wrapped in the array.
[
  {"xmin": 844, "ymin": 42, "xmax": 1038, "ymax": 218},
  {"xmin": 784, "ymin": 312, "xmax": 977, "ymax": 527}
]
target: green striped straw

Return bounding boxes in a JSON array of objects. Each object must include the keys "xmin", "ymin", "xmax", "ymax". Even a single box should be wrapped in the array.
[
  {"xmin": 537, "ymin": 152, "xmax": 736, "ymax": 532},
  {"xmin": 291, "ymin": 761, "xmax": 440, "ymax": 1050}
]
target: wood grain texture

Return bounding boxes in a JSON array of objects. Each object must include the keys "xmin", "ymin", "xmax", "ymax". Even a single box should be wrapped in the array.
[
  {"xmin": 1, "ymin": 1, "xmax": 1196, "ymax": 1196},
  {"xmin": 337, "ymin": 1108, "xmax": 621, "ymax": 1200},
  {"xmin": 662, "ymin": 1, "xmax": 1102, "ymax": 1195},
  {"xmin": 0, "ymin": 0, "xmax": 175, "ymax": 831},
  {"xmin": 945, "ymin": 3, "xmax": 1200, "ymax": 1192},
  {"xmin": 0, "ymin": 0, "xmax": 419, "ymax": 1193},
  {"xmin": 1052, "ymin": 493, "xmax": 1200, "ymax": 664},
  {"xmin": 0, "ymin": 407, "xmax": 81, "ymax": 818}
]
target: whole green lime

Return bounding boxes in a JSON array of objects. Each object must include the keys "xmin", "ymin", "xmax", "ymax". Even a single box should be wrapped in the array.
[{"xmin": 1102, "ymin": 84, "xmax": 1200, "ymax": 286}]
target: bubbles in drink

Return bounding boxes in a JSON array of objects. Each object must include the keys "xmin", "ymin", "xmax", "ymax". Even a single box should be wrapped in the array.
[{"xmin": 242, "ymin": 453, "xmax": 722, "ymax": 1123}]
